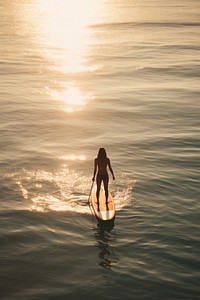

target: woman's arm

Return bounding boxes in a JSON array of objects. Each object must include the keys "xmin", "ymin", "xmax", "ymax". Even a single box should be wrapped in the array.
[
  {"xmin": 92, "ymin": 159, "xmax": 97, "ymax": 181},
  {"xmin": 108, "ymin": 158, "xmax": 115, "ymax": 180}
]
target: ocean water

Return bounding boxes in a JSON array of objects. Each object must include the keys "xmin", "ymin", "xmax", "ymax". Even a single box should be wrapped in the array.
[{"xmin": 0, "ymin": 0, "xmax": 200, "ymax": 299}]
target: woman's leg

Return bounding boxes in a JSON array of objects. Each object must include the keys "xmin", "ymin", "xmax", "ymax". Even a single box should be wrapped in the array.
[
  {"xmin": 96, "ymin": 176, "xmax": 102, "ymax": 210},
  {"xmin": 103, "ymin": 176, "xmax": 109, "ymax": 206}
]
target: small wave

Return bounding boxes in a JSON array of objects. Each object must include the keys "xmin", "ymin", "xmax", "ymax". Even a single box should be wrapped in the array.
[{"xmin": 90, "ymin": 21, "xmax": 200, "ymax": 30}]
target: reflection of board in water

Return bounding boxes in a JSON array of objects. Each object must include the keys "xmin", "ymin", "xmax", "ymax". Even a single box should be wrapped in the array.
[
  {"xmin": 91, "ymin": 190, "xmax": 116, "ymax": 221},
  {"xmin": 94, "ymin": 225, "xmax": 118, "ymax": 269}
]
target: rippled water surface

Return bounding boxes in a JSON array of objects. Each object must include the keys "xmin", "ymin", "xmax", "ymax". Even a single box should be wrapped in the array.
[{"xmin": 0, "ymin": 0, "xmax": 199, "ymax": 299}]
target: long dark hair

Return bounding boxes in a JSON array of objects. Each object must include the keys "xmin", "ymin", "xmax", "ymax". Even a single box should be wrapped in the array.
[{"xmin": 97, "ymin": 148, "xmax": 107, "ymax": 162}]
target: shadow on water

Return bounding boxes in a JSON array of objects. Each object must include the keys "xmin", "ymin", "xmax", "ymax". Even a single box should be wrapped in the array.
[{"xmin": 94, "ymin": 218, "xmax": 118, "ymax": 269}]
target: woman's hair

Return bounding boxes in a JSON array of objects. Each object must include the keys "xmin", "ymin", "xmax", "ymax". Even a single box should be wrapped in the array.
[{"xmin": 97, "ymin": 148, "xmax": 107, "ymax": 161}]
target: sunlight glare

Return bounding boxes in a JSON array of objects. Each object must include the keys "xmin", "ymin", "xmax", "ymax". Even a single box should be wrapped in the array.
[
  {"xmin": 48, "ymin": 82, "xmax": 87, "ymax": 112},
  {"xmin": 32, "ymin": 0, "xmax": 102, "ymax": 73},
  {"xmin": 60, "ymin": 154, "xmax": 86, "ymax": 161}
]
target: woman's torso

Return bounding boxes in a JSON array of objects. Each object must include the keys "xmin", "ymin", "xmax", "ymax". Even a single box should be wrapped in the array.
[{"xmin": 96, "ymin": 157, "xmax": 109, "ymax": 175}]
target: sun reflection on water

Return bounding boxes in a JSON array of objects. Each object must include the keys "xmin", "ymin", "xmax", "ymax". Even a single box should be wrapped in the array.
[
  {"xmin": 48, "ymin": 82, "xmax": 87, "ymax": 112},
  {"xmin": 26, "ymin": 0, "xmax": 103, "ymax": 112},
  {"xmin": 60, "ymin": 154, "xmax": 86, "ymax": 161},
  {"xmin": 30, "ymin": 0, "xmax": 102, "ymax": 73}
]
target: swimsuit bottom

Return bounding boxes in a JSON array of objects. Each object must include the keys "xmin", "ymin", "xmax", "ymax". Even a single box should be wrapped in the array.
[{"xmin": 97, "ymin": 173, "xmax": 109, "ymax": 181}]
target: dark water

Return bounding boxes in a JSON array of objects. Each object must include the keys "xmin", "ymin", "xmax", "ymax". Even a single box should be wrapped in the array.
[{"xmin": 0, "ymin": 0, "xmax": 200, "ymax": 299}]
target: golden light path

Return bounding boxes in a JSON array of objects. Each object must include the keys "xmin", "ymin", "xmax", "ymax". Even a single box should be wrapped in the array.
[
  {"xmin": 18, "ymin": 1, "xmax": 113, "ymax": 212},
  {"xmin": 26, "ymin": 0, "xmax": 104, "ymax": 112},
  {"xmin": 36, "ymin": 0, "xmax": 91, "ymax": 73}
]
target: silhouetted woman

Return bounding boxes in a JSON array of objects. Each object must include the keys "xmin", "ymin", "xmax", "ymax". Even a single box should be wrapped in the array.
[{"xmin": 92, "ymin": 148, "xmax": 115, "ymax": 210}]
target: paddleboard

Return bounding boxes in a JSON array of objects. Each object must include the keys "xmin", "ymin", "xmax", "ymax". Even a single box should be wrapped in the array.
[{"xmin": 90, "ymin": 190, "xmax": 115, "ymax": 221}]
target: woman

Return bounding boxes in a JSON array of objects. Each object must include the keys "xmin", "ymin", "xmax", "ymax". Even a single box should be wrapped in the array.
[{"xmin": 92, "ymin": 148, "xmax": 115, "ymax": 210}]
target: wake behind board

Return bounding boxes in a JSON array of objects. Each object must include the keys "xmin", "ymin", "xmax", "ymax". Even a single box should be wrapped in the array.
[{"xmin": 91, "ymin": 190, "xmax": 115, "ymax": 221}]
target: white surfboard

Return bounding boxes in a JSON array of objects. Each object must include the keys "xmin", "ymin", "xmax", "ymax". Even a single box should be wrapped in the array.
[{"xmin": 91, "ymin": 190, "xmax": 115, "ymax": 221}]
